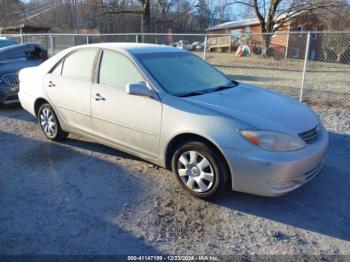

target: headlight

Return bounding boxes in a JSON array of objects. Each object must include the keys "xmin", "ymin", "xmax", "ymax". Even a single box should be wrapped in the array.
[{"xmin": 240, "ymin": 130, "xmax": 305, "ymax": 152}]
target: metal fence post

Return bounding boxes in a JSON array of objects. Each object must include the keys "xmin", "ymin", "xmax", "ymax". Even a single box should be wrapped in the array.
[
  {"xmin": 20, "ymin": 29, "xmax": 24, "ymax": 44},
  {"xmin": 49, "ymin": 35, "xmax": 54, "ymax": 56},
  {"xmin": 135, "ymin": 34, "xmax": 138, "ymax": 43},
  {"xmin": 229, "ymin": 35, "xmax": 232, "ymax": 53},
  {"xmin": 284, "ymin": 31, "xmax": 290, "ymax": 60},
  {"xmin": 300, "ymin": 32, "xmax": 311, "ymax": 103},
  {"xmin": 86, "ymin": 34, "xmax": 89, "ymax": 44},
  {"xmin": 203, "ymin": 35, "xmax": 208, "ymax": 60}
]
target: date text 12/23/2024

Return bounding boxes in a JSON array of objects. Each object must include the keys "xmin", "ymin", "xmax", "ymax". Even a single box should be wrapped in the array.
[{"xmin": 127, "ymin": 256, "xmax": 219, "ymax": 261}]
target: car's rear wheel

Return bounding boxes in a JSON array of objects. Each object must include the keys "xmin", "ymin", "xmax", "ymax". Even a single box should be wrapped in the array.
[
  {"xmin": 38, "ymin": 103, "xmax": 68, "ymax": 141},
  {"xmin": 171, "ymin": 141, "xmax": 229, "ymax": 199}
]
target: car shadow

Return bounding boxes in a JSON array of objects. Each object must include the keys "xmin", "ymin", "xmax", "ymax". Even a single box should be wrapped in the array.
[
  {"xmin": 2, "ymin": 107, "xmax": 349, "ymax": 243},
  {"xmin": 0, "ymin": 106, "xmax": 161, "ymax": 166},
  {"xmin": 212, "ymin": 131, "xmax": 350, "ymax": 242},
  {"xmin": 37, "ymin": 130, "xmax": 350, "ymax": 242},
  {"xmin": 62, "ymin": 137, "xmax": 144, "ymax": 163},
  {"xmin": 0, "ymin": 130, "xmax": 162, "ymax": 255},
  {"xmin": 0, "ymin": 104, "xmax": 36, "ymax": 123}
]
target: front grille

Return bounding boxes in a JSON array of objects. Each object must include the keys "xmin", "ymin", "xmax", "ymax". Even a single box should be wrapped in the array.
[
  {"xmin": 1, "ymin": 73, "xmax": 19, "ymax": 86},
  {"xmin": 6, "ymin": 95, "xmax": 18, "ymax": 101},
  {"xmin": 299, "ymin": 125, "xmax": 319, "ymax": 144}
]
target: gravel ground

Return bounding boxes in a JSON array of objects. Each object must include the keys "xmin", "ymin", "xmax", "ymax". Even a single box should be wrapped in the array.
[{"xmin": 0, "ymin": 104, "xmax": 349, "ymax": 255}]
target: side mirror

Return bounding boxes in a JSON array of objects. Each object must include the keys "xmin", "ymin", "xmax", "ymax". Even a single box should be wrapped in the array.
[{"xmin": 126, "ymin": 82, "xmax": 156, "ymax": 98}]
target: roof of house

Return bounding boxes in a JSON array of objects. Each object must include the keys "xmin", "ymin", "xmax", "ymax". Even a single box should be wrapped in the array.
[
  {"xmin": 206, "ymin": 18, "xmax": 260, "ymax": 31},
  {"xmin": 0, "ymin": 22, "xmax": 50, "ymax": 33},
  {"xmin": 206, "ymin": 11, "xmax": 304, "ymax": 32}
]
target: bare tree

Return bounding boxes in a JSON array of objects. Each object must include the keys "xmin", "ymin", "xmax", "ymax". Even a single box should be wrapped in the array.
[
  {"xmin": 101, "ymin": 0, "xmax": 151, "ymax": 33},
  {"xmin": 318, "ymin": 0, "xmax": 350, "ymax": 62},
  {"xmin": 0, "ymin": 0, "xmax": 24, "ymax": 28},
  {"xmin": 195, "ymin": 0, "xmax": 210, "ymax": 30},
  {"xmin": 13, "ymin": 0, "xmax": 207, "ymax": 34},
  {"xmin": 101, "ymin": 0, "xmax": 199, "ymax": 33},
  {"xmin": 226, "ymin": 0, "xmax": 343, "ymax": 56}
]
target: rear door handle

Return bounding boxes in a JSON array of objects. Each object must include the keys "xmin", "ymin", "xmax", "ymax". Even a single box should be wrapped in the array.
[
  {"xmin": 48, "ymin": 81, "xmax": 55, "ymax": 87},
  {"xmin": 94, "ymin": 93, "xmax": 105, "ymax": 101}
]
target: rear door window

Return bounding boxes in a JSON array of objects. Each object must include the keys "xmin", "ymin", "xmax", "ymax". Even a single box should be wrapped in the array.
[
  {"xmin": 62, "ymin": 49, "xmax": 97, "ymax": 81},
  {"xmin": 51, "ymin": 61, "xmax": 63, "ymax": 75}
]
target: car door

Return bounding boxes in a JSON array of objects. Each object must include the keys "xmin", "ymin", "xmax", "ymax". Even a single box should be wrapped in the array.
[
  {"xmin": 91, "ymin": 49, "xmax": 162, "ymax": 158},
  {"xmin": 44, "ymin": 48, "xmax": 98, "ymax": 135}
]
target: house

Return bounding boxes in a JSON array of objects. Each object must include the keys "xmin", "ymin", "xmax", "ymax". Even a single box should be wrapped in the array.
[
  {"xmin": 0, "ymin": 22, "xmax": 51, "ymax": 54},
  {"xmin": 205, "ymin": 13, "xmax": 324, "ymax": 60},
  {"xmin": 0, "ymin": 22, "xmax": 50, "ymax": 34}
]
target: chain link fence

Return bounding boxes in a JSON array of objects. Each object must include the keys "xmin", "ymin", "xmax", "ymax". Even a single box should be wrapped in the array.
[
  {"xmin": 302, "ymin": 32, "xmax": 350, "ymax": 108},
  {"xmin": 205, "ymin": 32, "xmax": 308, "ymax": 101},
  {"xmin": 1, "ymin": 31, "xmax": 349, "ymax": 108}
]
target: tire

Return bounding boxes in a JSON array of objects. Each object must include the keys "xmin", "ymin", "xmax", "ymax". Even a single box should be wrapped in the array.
[
  {"xmin": 38, "ymin": 103, "xmax": 68, "ymax": 141},
  {"xmin": 171, "ymin": 140, "xmax": 229, "ymax": 199}
]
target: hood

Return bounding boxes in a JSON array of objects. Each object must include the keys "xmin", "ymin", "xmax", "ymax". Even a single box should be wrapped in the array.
[
  {"xmin": 0, "ymin": 59, "xmax": 41, "ymax": 74},
  {"xmin": 184, "ymin": 83, "xmax": 319, "ymax": 134},
  {"xmin": 0, "ymin": 39, "xmax": 16, "ymax": 49},
  {"xmin": 0, "ymin": 44, "xmax": 47, "ymax": 62}
]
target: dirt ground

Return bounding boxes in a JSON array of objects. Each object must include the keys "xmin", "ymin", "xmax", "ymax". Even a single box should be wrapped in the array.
[{"xmin": 0, "ymin": 104, "xmax": 349, "ymax": 256}]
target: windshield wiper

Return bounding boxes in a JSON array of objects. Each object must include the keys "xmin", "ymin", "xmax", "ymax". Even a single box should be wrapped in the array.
[
  {"xmin": 212, "ymin": 84, "xmax": 235, "ymax": 91},
  {"xmin": 180, "ymin": 81, "xmax": 238, "ymax": 97},
  {"xmin": 204, "ymin": 81, "xmax": 239, "ymax": 93},
  {"xmin": 180, "ymin": 90, "xmax": 208, "ymax": 97}
]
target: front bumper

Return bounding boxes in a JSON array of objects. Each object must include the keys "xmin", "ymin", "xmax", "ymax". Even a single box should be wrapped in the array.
[
  {"xmin": 222, "ymin": 124, "xmax": 329, "ymax": 196},
  {"xmin": 0, "ymin": 84, "xmax": 19, "ymax": 105}
]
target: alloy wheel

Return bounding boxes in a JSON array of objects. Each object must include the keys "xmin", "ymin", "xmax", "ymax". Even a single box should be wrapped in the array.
[{"xmin": 40, "ymin": 108, "xmax": 57, "ymax": 138}]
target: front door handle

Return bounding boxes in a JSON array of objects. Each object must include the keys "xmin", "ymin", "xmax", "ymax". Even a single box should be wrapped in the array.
[
  {"xmin": 48, "ymin": 81, "xmax": 55, "ymax": 87},
  {"xmin": 94, "ymin": 93, "xmax": 105, "ymax": 101}
]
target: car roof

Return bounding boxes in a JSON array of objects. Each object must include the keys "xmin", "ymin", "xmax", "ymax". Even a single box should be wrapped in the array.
[
  {"xmin": 38, "ymin": 43, "xmax": 186, "ymax": 74},
  {"xmin": 80, "ymin": 42, "xmax": 185, "ymax": 54}
]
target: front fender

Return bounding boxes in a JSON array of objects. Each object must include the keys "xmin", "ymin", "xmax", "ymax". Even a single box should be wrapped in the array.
[{"xmin": 158, "ymin": 94, "xmax": 254, "ymax": 166}]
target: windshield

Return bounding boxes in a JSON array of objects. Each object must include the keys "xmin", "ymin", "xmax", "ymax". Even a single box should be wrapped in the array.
[{"xmin": 135, "ymin": 52, "xmax": 233, "ymax": 96}]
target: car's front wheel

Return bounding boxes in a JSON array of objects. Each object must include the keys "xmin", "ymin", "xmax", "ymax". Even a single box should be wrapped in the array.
[
  {"xmin": 38, "ymin": 103, "xmax": 68, "ymax": 141},
  {"xmin": 171, "ymin": 141, "xmax": 229, "ymax": 199}
]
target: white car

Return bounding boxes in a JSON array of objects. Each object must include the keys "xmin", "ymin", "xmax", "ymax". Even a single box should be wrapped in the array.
[
  {"xmin": 176, "ymin": 40, "xmax": 190, "ymax": 50},
  {"xmin": 191, "ymin": 41, "xmax": 204, "ymax": 50}
]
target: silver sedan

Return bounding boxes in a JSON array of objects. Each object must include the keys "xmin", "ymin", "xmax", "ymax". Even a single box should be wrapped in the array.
[{"xmin": 18, "ymin": 43, "xmax": 328, "ymax": 199}]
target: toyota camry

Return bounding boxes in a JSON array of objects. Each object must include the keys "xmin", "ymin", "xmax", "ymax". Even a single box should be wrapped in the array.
[{"xmin": 18, "ymin": 43, "xmax": 328, "ymax": 199}]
